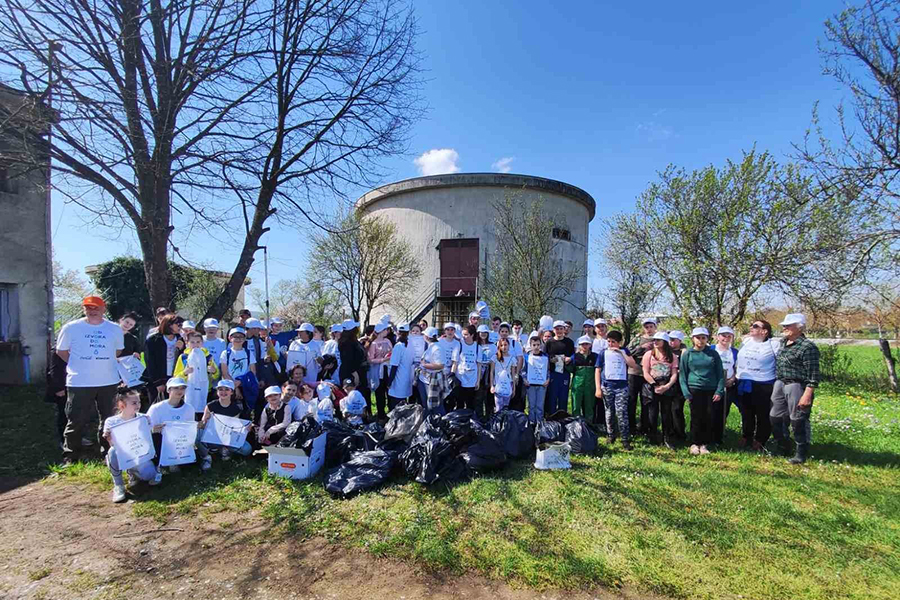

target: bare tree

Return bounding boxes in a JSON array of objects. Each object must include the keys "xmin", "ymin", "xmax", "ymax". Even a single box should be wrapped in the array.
[
  {"xmin": 480, "ymin": 192, "xmax": 585, "ymax": 326},
  {"xmin": 309, "ymin": 211, "xmax": 418, "ymax": 328},
  {"xmin": 250, "ymin": 276, "xmax": 344, "ymax": 329},
  {"xmin": 0, "ymin": 0, "xmax": 422, "ymax": 317}
]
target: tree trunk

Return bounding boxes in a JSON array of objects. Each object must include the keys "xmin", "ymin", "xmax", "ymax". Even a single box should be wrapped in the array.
[
  {"xmin": 878, "ymin": 339, "xmax": 899, "ymax": 393},
  {"xmin": 137, "ymin": 224, "xmax": 172, "ymax": 313}
]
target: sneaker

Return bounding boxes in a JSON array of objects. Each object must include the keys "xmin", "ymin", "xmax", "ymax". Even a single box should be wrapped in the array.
[
  {"xmin": 112, "ymin": 484, "xmax": 127, "ymax": 504},
  {"xmin": 81, "ymin": 436, "xmax": 95, "ymax": 447},
  {"xmin": 689, "ymin": 444, "xmax": 700, "ymax": 455},
  {"xmin": 150, "ymin": 470, "xmax": 163, "ymax": 486},
  {"xmin": 167, "ymin": 465, "xmax": 181, "ymax": 474},
  {"xmin": 221, "ymin": 449, "xmax": 232, "ymax": 462},
  {"xmin": 201, "ymin": 456, "xmax": 212, "ymax": 471},
  {"xmin": 699, "ymin": 445, "xmax": 710, "ymax": 455}
]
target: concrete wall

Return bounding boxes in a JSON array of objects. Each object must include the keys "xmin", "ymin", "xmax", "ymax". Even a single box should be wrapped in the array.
[
  {"xmin": 0, "ymin": 87, "xmax": 51, "ymax": 383},
  {"xmin": 356, "ymin": 173, "xmax": 594, "ymax": 327}
]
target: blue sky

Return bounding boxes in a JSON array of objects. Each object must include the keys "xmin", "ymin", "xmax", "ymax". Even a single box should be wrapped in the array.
[{"xmin": 52, "ymin": 0, "xmax": 850, "ymax": 311}]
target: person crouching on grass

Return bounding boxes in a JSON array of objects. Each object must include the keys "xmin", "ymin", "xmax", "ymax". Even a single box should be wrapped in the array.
[
  {"xmin": 678, "ymin": 328, "xmax": 725, "ymax": 456},
  {"xmin": 147, "ymin": 377, "xmax": 211, "ymax": 473},
  {"xmin": 594, "ymin": 330, "xmax": 637, "ymax": 450},
  {"xmin": 104, "ymin": 389, "xmax": 161, "ymax": 503},
  {"xmin": 258, "ymin": 386, "xmax": 292, "ymax": 447},
  {"xmin": 198, "ymin": 380, "xmax": 253, "ymax": 461}
]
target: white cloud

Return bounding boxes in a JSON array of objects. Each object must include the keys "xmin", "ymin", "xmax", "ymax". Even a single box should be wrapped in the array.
[
  {"xmin": 414, "ymin": 148, "xmax": 460, "ymax": 176},
  {"xmin": 492, "ymin": 156, "xmax": 515, "ymax": 173},
  {"xmin": 636, "ymin": 121, "xmax": 674, "ymax": 142}
]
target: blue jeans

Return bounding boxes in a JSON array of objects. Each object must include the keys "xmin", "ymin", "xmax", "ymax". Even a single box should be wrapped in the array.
[
  {"xmin": 107, "ymin": 445, "xmax": 158, "ymax": 485},
  {"xmin": 525, "ymin": 385, "xmax": 546, "ymax": 423},
  {"xmin": 547, "ymin": 371, "xmax": 570, "ymax": 415}
]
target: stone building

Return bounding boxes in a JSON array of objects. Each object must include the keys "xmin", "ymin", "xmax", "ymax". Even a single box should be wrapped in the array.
[
  {"xmin": 0, "ymin": 83, "xmax": 53, "ymax": 384},
  {"xmin": 356, "ymin": 173, "xmax": 595, "ymax": 327}
]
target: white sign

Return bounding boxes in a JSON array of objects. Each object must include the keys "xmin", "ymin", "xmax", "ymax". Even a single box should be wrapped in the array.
[
  {"xmin": 603, "ymin": 349, "xmax": 628, "ymax": 381},
  {"xmin": 409, "ymin": 335, "xmax": 426, "ymax": 362},
  {"xmin": 200, "ymin": 414, "xmax": 251, "ymax": 449},
  {"xmin": 116, "ymin": 355, "xmax": 146, "ymax": 388},
  {"xmin": 286, "ymin": 349, "xmax": 307, "ymax": 371},
  {"xmin": 526, "ymin": 355, "xmax": 548, "ymax": 385},
  {"xmin": 108, "ymin": 416, "xmax": 155, "ymax": 470},
  {"xmin": 185, "ymin": 349, "xmax": 209, "ymax": 413},
  {"xmin": 159, "ymin": 421, "xmax": 198, "ymax": 467}
]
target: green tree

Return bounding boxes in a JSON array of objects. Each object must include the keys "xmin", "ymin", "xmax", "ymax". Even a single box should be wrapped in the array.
[
  {"xmin": 309, "ymin": 212, "xmax": 418, "ymax": 328},
  {"xmin": 481, "ymin": 192, "xmax": 585, "ymax": 326}
]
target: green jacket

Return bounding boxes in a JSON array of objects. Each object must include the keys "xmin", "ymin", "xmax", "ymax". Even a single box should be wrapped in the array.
[{"xmin": 679, "ymin": 347, "xmax": 725, "ymax": 399}]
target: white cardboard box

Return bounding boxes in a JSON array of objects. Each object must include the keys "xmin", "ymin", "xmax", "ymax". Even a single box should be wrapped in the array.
[{"xmin": 266, "ymin": 432, "xmax": 327, "ymax": 480}]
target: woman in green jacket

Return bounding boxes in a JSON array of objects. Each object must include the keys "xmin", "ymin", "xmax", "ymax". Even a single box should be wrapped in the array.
[{"xmin": 679, "ymin": 327, "xmax": 725, "ymax": 456}]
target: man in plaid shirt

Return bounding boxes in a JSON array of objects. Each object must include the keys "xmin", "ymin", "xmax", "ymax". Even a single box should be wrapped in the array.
[{"xmin": 771, "ymin": 313, "xmax": 820, "ymax": 464}]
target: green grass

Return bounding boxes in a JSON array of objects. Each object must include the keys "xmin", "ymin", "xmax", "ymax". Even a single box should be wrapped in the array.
[{"xmin": 4, "ymin": 345, "xmax": 900, "ymax": 600}]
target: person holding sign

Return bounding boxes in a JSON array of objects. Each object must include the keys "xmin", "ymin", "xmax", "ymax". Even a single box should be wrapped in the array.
[
  {"xmin": 198, "ymin": 380, "xmax": 253, "ymax": 461},
  {"xmin": 452, "ymin": 325, "xmax": 481, "ymax": 411},
  {"xmin": 103, "ymin": 389, "xmax": 160, "ymax": 503},
  {"xmin": 594, "ymin": 330, "xmax": 637, "ymax": 450},
  {"xmin": 568, "ymin": 335, "xmax": 598, "ymax": 422},
  {"xmin": 147, "ymin": 377, "xmax": 211, "ymax": 472},
  {"xmin": 522, "ymin": 334, "xmax": 549, "ymax": 424},
  {"xmin": 544, "ymin": 320, "xmax": 575, "ymax": 415},
  {"xmin": 490, "ymin": 338, "xmax": 516, "ymax": 412},
  {"xmin": 174, "ymin": 332, "xmax": 220, "ymax": 416}
]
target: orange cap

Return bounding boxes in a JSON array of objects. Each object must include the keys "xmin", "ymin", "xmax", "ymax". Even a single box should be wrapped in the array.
[{"xmin": 82, "ymin": 295, "xmax": 106, "ymax": 308}]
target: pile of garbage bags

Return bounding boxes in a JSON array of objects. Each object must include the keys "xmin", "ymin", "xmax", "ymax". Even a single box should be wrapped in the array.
[{"xmin": 311, "ymin": 405, "xmax": 601, "ymax": 499}]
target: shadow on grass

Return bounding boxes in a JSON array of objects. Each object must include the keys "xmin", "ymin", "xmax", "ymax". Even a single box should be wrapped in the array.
[
  {"xmin": 810, "ymin": 442, "xmax": 900, "ymax": 467},
  {"xmin": 0, "ymin": 384, "xmax": 65, "ymax": 493}
]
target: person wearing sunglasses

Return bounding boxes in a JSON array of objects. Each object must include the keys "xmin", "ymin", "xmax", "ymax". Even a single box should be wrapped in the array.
[{"xmin": 735, "ymin": 319, "xmax": 780, "ymax": 451}]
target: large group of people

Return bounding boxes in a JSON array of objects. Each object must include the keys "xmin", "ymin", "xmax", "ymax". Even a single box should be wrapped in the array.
[{"xmin": 50, "ymin": 295, "xmax": 821, "ymax": 504}]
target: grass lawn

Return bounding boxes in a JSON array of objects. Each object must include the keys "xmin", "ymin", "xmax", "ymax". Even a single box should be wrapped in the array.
[{"xmin": 5, "ymin": 346, "xmax": 900, "ymax": 600}]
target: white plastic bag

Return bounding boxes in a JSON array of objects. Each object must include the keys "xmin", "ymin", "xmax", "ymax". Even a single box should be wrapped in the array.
[
  {"xmin": 185, "ymin": 349, "xmax": 209, "ymax": 413},
  {"xmin": 534, "ymin": 442, "xmax": 571, "ymax": 470}
]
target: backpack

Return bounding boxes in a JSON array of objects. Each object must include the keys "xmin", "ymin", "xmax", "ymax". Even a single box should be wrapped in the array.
[{"xmin": 226, "ymin": 347, "xmax": 259, "ymax": 410}]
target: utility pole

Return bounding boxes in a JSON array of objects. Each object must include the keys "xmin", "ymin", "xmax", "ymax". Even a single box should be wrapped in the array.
[{"xmin": 261, "ymin": 246, "xmax": 270, "ymax": 325}]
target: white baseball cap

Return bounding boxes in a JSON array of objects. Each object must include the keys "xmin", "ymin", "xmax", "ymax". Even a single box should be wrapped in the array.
[
  {"xmin": 582, "ymin": 319, "xmax": 594, "ymax": 327},
  {"xmin": 552, "ymin": 320, "xmax": 566, "ymax": 329},
  {"xmin": 264, "ymin": 385, "xmax": 282, "ymax": 397},
  {"xmin": 398, "ymin": 323, "xmax": 410, "ymax": 332},
  {"xmin": 499, "ymin": 321, "xmax": 511, "ymax": 329},
  {"xmin": 668, "ymin": 330, "xmax": 685, "ymax": 341},
  {"xmin": 528, "ymin": 330, "xmax": 541, "ymax": 341},
  {"xmin": 425, "ymin": 327, "xmax": 440, "ymax": 338},
  {"xmin": 215, "ymin": 379, "xmax": 235, "ymax": 390},
  {"xmin": 182, "ymin": 320, "xmax": 196, "ymax": 330},
  {"xmin": 475, "ymin": 300, "xmax": 488, "ymax": 312},
  {"xmin": 228, "ymin": 327, "xmax": 246, "ymax": 337},
  {"xmin": 166, "ymin": 377, "xmax": 188, "ymax": 389},
  {"xmin": 539, "ymin": 315, "xmax": 554, "ymax": 330},
  {"xmin": 298, "ymin": 322, "xmax": 314, "ymax": 333},
  {"xmin": 330, "ymin": 323, "xmax": 342, "ymax": 333},
  {"xmin": 374, "ymin": 322, "xmax": 388, "ymax": 333},
  {"xmin": 342, "ymin": 319, "xmax": 359, "ymax": 331},
  {"xmin": 203, "ymin": 318, "xmax": 220, "ymax": 329},
  {"xmin": 469, "ymin": 311, "xmax": 480, "ymax": 319},
  {"xmin": 245, "ymin": 318, "xmax": 263, "ymax": 329},
  {"xmin": 577, "ymin": 335, "xmax": 592, "ymax": 346},
  {"xmin": 270, "ymin": 317, "xmax": 283, "ymax": 325},
  {"xmin": 316, "ymin": 382, "xmax": 332, "ymax": 399},
  {"xmin": 443, "ymin": 322, "xmax": 455, "ymax": 331},
  {"xmin": 780, "ymin": 313, "xmax": 807, "ymax": 327},
  {"xmin": 476, "ymin": 324, "xmax": 490, "ymax": 334},
  {"xmin": 691, "ymin": 327, "xmax": 710, "ymax": 337},
  {"xmin": 642, "ymin": 317, "xmax": 658, "ymax": 325},
  {"xmin": 594, "ymin": 318, "xmax": 608, "ymax": 326},
  {"xmin": 652, "ymin": 332, "xmax": 671, "ymax": 343},
  {"xmin": 716, "ymin": 326, "xmax": 735, "ymax": 336}
]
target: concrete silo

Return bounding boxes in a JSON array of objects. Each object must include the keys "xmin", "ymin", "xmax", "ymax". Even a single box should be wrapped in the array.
[{"xmin": 356, "ymin": 173, "xmax": 595, "ymax": 328}]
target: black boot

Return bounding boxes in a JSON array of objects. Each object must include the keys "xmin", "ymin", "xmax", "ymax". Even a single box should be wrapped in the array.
[
  {"xmin": 663, "ymin": 437, "xmax": 674, "ymax": 450},
  {"xmin": 788, "ymin": 443, "xmax": 809, "ymax": 465}
]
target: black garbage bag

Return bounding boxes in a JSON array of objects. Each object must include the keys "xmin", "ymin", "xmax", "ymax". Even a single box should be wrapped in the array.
[
  {"xmin": 324, "ymin": 450, "xmax": 396, "ymax": 498},
  {"xmin": 488, "ymin": 410, "xmax": 535, "ymax": 459},
  {"xmin": 546, "ymin": 410, "xmax": 571, "ymax": 421},
  {"xmin": 276, "ymin": 415, "xmax": 323, "ymax": 452},
  {"xmin": 562, "ymin": 417, "xmax": 599, "ymax": 455},
  {"xmin": 322, "ymin": 420, "xmax": 362, "ymax": 468},
  {"xmin": 375, "ymin": 436, "xmax": 409, "ymax": 456},
  {"xmin": 535, "ymin": 420, "xmax": 566, "ymax": 446},
  {"xmin": 400, "ymin": 437, "xmax": 468, "ymax": 485},
  {"xmin": 438, "ymin": 409, "xmax": 482, "ymax": 440},
  {"xmin": 383, "ymin": 403, "xmax": 425, "ymax": 444},
  {"xmin": 459, "ymin": 429, "xmax": 507, "ymax": 473}
]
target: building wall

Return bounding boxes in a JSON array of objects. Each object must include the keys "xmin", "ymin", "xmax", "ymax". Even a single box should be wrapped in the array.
[
  {"xmin": 0, "ymin": 97, "xmax": 50, "ymax": 383},
  {"xmin": 357, "ymin": 174, "xmax": 593, "ymax": 327}
]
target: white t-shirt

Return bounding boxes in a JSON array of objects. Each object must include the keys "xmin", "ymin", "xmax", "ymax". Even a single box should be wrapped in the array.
[
  {"xmin": 436, "ymin": 338, "xmax": 461, "ymax": 376},
  {"xmin": 716, "ymin": 345, "xmax": 737, "ymax": 380},
  {"xmin": 592, "ymin": 336, "xmax": 609, "ymax": 355},
  {"xmin": 286, "ymin": 396, "xmax": 315, "ymax": 421},
  {"xmin": 57, "ymin": 318, "xmax": 125, "ymax": 387},
  {"xmin": 600, "ymin": 349, "xmax": 628, "ymax": 382},
  {"xmin": 476, "ymin": 343, "xmax": 496, "ymax": 364},
  {"xmin": 492, "ymin": 354, "xmax": 515, "ymax": 397},
  {"xmin": 147, "ymin": 400, "xmax": 194, "ymax": 426},
  {"xmin": 525, "ymin": 353, "xmax": 549, "ymax": 385},
  {"xmin": 736, "ymin": 338, "xmax": 780, "ymax": 382},
  {"xmin": 103, "ymin": 412, "xmax": 148, "ymax": 435},
  {"xmin": 203, "ymin": 338, "xmax": 226, "ymax": 367},
  {"xmin": 419, "ymin": 342, "xmax": 444, "ymax": 384},
  {"xmin": 388, "ymin": 342, "xmax": 414, "ymax": 398},
  {"xmin": 220, "ymin": 346, "xmax": 256, "ymax": 379},
  {"xmin": 455, "ymin": 340, "xmax": 480, "ymax": 388},
  {"xmin": 164, "ymin": 336, "xmax": 178, "ymax": 376},
  {"xmin": 287, "ymin": 340, "xmax": 322, "ymax": 384},
  {"xmin": 499, "ymin": 336, "xmax": 524, "ymax": 360}
]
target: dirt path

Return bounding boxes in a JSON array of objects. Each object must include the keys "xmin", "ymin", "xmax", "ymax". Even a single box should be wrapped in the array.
[{"xmin": 0, "ymin": 479, "xmax": 647, "ymax": 600}]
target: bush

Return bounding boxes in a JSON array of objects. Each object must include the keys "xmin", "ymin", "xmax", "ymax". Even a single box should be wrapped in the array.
[{"xmin": 819, "ymin": 343, "xmax": 853, "ymax": 383}]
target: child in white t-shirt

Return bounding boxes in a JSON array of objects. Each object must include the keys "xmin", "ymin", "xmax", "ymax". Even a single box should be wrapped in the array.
[
  {"xmin": 103, "ymin": 389, "xmax": 161, "ymax": 503},
  {"xmin": 147, "ymin": 377, "xmax": 210, "ymax": 472}
]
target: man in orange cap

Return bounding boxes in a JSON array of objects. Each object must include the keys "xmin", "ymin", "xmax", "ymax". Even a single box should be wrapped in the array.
[{"xmin": 56, "ymin": 296, "xmax": 125, "ymax": 465}]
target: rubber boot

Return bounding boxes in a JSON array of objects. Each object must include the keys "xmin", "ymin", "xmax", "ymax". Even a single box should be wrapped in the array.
[{"xmin": 788, "ymin": 443, "xmax": 809, "ymax": 465}]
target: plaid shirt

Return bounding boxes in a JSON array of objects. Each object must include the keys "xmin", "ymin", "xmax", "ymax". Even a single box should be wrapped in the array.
[{"xmin": 776, "ymin": 335, "xmax": 820, "ymax": 388}]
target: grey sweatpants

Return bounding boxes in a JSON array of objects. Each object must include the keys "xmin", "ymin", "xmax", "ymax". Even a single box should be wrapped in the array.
[{"xmin": 770, "ymin": 381, "xmax": 812, "ymax": 445}]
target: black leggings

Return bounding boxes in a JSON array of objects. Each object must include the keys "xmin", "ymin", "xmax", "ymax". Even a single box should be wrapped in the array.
[
  {"xmin": 740, "ymin": 381, "xmax": 773, "ymax": 444},
  {"xmin": 374, "ymin": 378, "xmax": 389, "ymax": 419},
  {"xmin": 455, "ymin": 386, "xmax": 477, "ymax": 411},
  {"xmin": 688, "ymin": 388, "xmax": 716, "ymax": 446}
]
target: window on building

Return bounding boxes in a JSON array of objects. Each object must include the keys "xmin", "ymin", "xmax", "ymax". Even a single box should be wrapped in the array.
[
  {"xmin": 552, "ymin": 227, "xmax": 571, "ymax": 241},
  {"xmin": 0, "ymin": 284, "xmax": 21, "ymax": 341}
]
